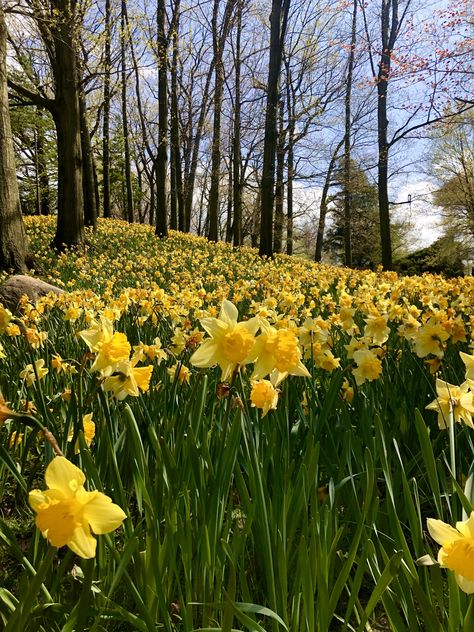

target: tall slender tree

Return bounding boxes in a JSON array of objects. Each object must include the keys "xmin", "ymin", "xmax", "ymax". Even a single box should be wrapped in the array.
[
  {"xmin": 259, "ymin": 0, "xmax": 291, "ymax": 257},
  {"xmin": 155, "ymin": 0, "xmax": 168, "ymax": 237},
  {"xmin": 121, "ymin": 0, "xmax": 134, "ymax": 223},
  {"xmin": 232, "ymin": 0, "xmax": 243, "ymax": 246},
  {"xmin": 342, "ymin": 0, "xmax": 357, "ymax": 267},
  {"xmin": 207, "ymin": 0, "xmax": 236, "ymax": 242},
  {"xmin": 0, "ymin": 4, "xmax": 29, "ymax": 272},
  {"xmin": 102, "ymin": 0, "xmax": 112, "ymax": 218}
]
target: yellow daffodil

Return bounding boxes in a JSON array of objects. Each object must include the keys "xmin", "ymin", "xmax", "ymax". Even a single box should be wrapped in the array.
[
  {"xmin": 0, "ymin": 305, "xmax": 12, "ymax": 333},
  {"xmin": 414, "ymin": 319, "xmax": 450, "ymax": 358},
  {"xmin": 314, "ymin": 349, "xmax": 340, "ymax": 372},
  {"xmin": 352, "ymin": 349, "xmax": 383, "ymax": 385},
  {"xmin": 250, "ymin": 380, "xmax": 279, "ymax": 416},
  {"xmin": 425, "ymin": 379, "xmax": 474, "ymax": 429},
  {"xmin": 25, "ymin": 327, "xmax": 48, "ymax": 349},
  {"xmin": 132, "ymin": 338, "xmax": 167, "ymax": 364},
  {"xmin": 103, "ymin": 360, "xmax": 153, "ymax": 400},
  {"xmin": 79, "ymin": 317, "xmax": 131, "ymax": 375},
  {"xmin": 341, "ymin": 378, "xmax": 354, "ymax": 403},
  {"xmin": 363, "ymin": 314, "xmax": 390, "ymax": 346},
  {"xmin": 9, "ymin": 431, "xmax": 23, "ymax": 448},
  {"xmin": 190, "ymin": 300, "xmax": 259, "ymax": 380},
  {"xmin": 427, "ymin": 513, "xmax": 474, "ymax": 593},
  {"xmin": 397, "ymin": 314, "xmax": 421, "ymax": 341},
  {"xmin": 68, "ymin": 413, "xmax": 96, "ymax": 453},
  {"xmin": 20, "ymin": 359, "xmax": 49, "ymax": 386},
  {"xmin": 460, "ymin": 351, "xmax": 474, "ymax": 380},
  {"xmin": 29, "ymin": 456, "xmax": 126, "ymax": 559},
  {"xmin": 248, "ymin": 320, "xmax": 310, "ymax": 386},
  {"xmin": 167, "ymin": 363, "xmax": 191, "ymax": 385}
]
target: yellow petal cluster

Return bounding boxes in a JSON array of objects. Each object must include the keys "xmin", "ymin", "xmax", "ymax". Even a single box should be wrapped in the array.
[
  {"xmin": 427, "ymin": 513, "xmax": 474, "ymax": 593},
  {"xmin": 29, "ymin": 457, "xmax": 126, "ymax": 559}
]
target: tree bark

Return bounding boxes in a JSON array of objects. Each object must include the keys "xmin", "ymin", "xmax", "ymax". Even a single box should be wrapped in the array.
[
  {"xmin": 377, "ymin": 0, "xmax": 399, "ymax": 270},
  {"xmin": 259, "ymin": 0, "xmax": 290, "ymax": 257},
  {"xmin": 79, "ymin": 86, "xmax": 97, "ymax": 228},
  {"xmin": 155, "ymin": 0, "xmax": 169, "ymax": 238},
  {"xmin": 208, "ymin": 0, "xmax": 235, "ymax": 242},
  {"xmin": 35, "ymin": 110, "xmax": 50, "ymax": 216},
  {"xmin": 273, "ymin": 98, "xmax": 285, "ymax": 253},
  {"xmin": 51, "ymin": 0, "xmax": 84, "ymax": 249},
  {"xmin": 315, "ymin": 139, "xmax": 344, "ymax": 262},
  {"xmin": 169, "ymin": 0, "xmax": 184, "ymax": 231},
  {"xmin": 232, "ymin": 0, "xmax": 243, "ymax": 246},
  {"xmin": 0, "ymin": 7, "xmax": 29, "ymax": 273},
  {"xmin": 183, "ymin": 64, "xmax": 214, "ymax": 232},
  {"xmin": 343, "ymin": 0, "xmax": 357, "ymax": 268},
  {"xmin": 121, "ymin": 0, "xmax": 134, "ymax": 223},
  {"xmin": 102, "ymin": 0, "xmax": 112, "ymax": 218},
  {"xmin": 225, "ymin": 152, "xmax": 233, "ymax": 242}
]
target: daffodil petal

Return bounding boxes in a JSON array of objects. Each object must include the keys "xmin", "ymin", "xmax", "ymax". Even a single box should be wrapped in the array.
[
  {"xmin": 219, "ymin": 300, "xmax": 238, "ymax": 327},
  {"xmin": 82, "ymin": 491, "xmax": 127, "ymax": 534},
  {"xmin": 68, "ymin": 523, "xmax": 97, "ymax": 559},
  {"xmin": 200, "ymin": 317, "xmax": 227, "ymax": 338},
  {"xmin": 427, "ymin": 518, "xmax": 462, "ymax": 546},
  {"xmin": 240, "ymin": 317, "xmax": 260, "ymax": 336},
  {"xmin": 456, "ymin": 512, "xmax": 474, "ymax": 538},
  {"xmin": 45, "ymin": 457, "xmax": 85, "ymax": 497},
  {"xmin": 28, "ymin": 489, "xmax": 48, "ymax": 511},
  {"xmin": 190, "ymin": 340, "xmax": 219, "ymax": 367},
  {"xmin": 455, "ymin": 573, "xmax": 474, "ymax": 594}
]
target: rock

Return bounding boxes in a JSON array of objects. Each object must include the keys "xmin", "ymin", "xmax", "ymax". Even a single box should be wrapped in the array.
[{"xmin": 0, "ymin": 275, "xmax": 64, "ymax": 312}]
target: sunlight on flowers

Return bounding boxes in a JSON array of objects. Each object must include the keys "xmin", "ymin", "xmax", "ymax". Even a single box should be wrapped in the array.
[
  {"xmin": 29, "ymin": 456, "xmax": 126, "ymax": 559},
  {"xmin": 427, "ymin": 513, "xmax": 474, "ymax": 593}
]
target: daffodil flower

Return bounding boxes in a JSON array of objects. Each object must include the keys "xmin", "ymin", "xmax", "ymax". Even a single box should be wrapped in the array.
[
  {"xmin": 190, "ymin": 300, "xmax": 259, "ymax": 381},
  {"xmin": 102, "ymin": 359, "xmax": 153, "ymax": 400},
  {"xmin": 352, "ymin": 349, "xmax": 383, "ymax": 385},
  {"xmin": 250, "ymin": 380, "xmax": 279, "ymax": 417},
  {"xmin": 29, "ymin": 457, "xmax": 126, "ymax": 559},
  {"xmin": 425, "ymin": 379, "xmax": 474, "ymax": 429},
  {"xmin": 248, "ymin": 320, "xmax": 310, "ymax": 386},
  {"xmin": 427, "ymin": 513, "xmax": 474, "ymax": 593},
  {"xmin": 79, "ymin": 317, "xmax": 131, "ymax": 376}
]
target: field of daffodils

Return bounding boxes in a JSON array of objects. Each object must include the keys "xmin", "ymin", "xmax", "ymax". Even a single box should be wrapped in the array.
[{"xmin": 1, "ymin": 216, "xmax": 474, "ymax": 631}]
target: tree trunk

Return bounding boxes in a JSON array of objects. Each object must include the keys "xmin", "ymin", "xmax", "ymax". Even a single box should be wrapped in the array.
[
  {"xmin": 377, "ymin": 0, "xmax": 398, "ymax": 270},
  {"xmin": 225, "ymin": 152, "xmax": 233, "ymax": 242},
  {"xmin": 259, "ymin": 0, "xmax": 290, "ymax": 257},
  {"xmin": 155, "ymin": 0, "xmax": 169, "ymax": 238},
  {"xmin": 273, "ymin": 99, "xmax": 285, "ymax": 253},
  {"xmin": 343, "ymin": 0, "xmax": 357, "ymax": 268},
  {"xmin": 208, "ymin": 0, "xmax": 235, "ymax": 242},
  {"xmin": 0, "ymin": 7, "xmax": 29, "ymax": 273},
  {"xmin": 285, "ymin": 66, "xmax": 294, "ymax": 256},
  {"xmin": 315, "ymin": 139, "xmax": 343, "ymax": 262},
  {"xmin": 51, "ymin": 0, "xmax": 84, "ymax": 250},
  {"xmin": 102, "ymin": 0, "xmax": 111, "ymax": 218},
  {"xmin": 232, "ymin": 0, "xmax": 243, "ymax": 246},
  {"xmin": 121, "ymin": 0, "xmax": 134, "ymax": 224},
  {"xmin": 169, "ymin": 4, "xmax": 184, "ymax": 231},
  {"xmin": 35, "ymin": 110, "xmax": 50, "ymax": 216},
  {"xmin": 183, "ymin": 66, "xmax": 214, "ymax": 232},
  {"xmin": 79, "ymin": 88, "xmax": 97, "ymax": 228}
]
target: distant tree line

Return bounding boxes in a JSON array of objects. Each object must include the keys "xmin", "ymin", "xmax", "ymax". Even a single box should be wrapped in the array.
[{"xmin": 0, "ymin": 0, "xmax": 472, "ymax": 274}]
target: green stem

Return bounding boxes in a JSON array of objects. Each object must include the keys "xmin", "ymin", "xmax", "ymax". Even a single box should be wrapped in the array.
[{"xmin": 5, "ymin": 545, "xmax": 56, "ymax": 632}]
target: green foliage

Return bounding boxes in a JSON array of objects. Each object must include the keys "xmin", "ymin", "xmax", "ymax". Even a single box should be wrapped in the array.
[
  {"xmin": 395, "ymin": 234, "xmax": 467, "ymax": 277},
  {"xmin": 324, "ymin": 161, "xmax": 410, "ymax": 267},
  {"xmin": 1, "ymin": 218, "xmax": 474, "ymax": 630}
]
